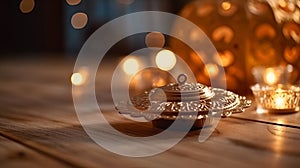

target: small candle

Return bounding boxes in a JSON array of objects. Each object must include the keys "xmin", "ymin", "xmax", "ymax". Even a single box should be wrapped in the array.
[
  {"xmin": 251, "ymin": 65, "xmax": 299, "ymax": 113},
  {"xmin": 252, "ymin": 65, "xmax": 293, "ymax": 86},
  {"xmin": 251, "ymin": 84, "xmax": 300, "ymax": 113},
  {"xmin": 264, "ymin": 68, "xmax": 278, "ymax": 85},
  {"xmin": 274, "ymin": 95, "xmax": 285, "ymax": 109}
]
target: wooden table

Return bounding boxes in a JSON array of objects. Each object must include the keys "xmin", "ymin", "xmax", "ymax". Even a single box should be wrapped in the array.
[{"xmin": 0, "ymin": 58, "xmax": 299, "ymax": 168}]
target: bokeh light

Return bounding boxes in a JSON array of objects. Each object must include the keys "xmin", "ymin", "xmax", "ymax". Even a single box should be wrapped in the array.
[
  {"xmin": 66, "ymin": 0, "xmax": 81, "ymax": 6},
  {"xmin": 219, "ymin": 1, "xmax": 237, "ymax": 16},
  {"xmin": 214, "ymin": 50, "xmax": 235, "ymax": 67},
  {"xmin": 284, "ymin": 46, "xmax": 299, "ymax": 63},
  {"xmin": 264, "ymin": 69, "xmax": 278, "ymax": 85},
  {"xmin": 255, "ymin": 23, "xmax": 276, "ymax": 39},
  {"xmin": 212, "ymin": 26, "xmax": 234, "ymax": 43},
  {"xmin": 282, "ymin": 22, "xmax": 300, "ymax": 43},
  {"xmin": 145, "ymin": 32, "xmax": 165, "ymax": 48},
  {"xmin": 204, "ymin": 63, "xmax": 219, "ymax": 78},
  {"xmin": 155, "ymin": 50, "xmax": 177, "ymax": 71},
  {"xmin": 71, "ymin": 67, "xmax": 89, "ymax": 86},
  {"xmin": 123, "ymin": 58, "xmax": 139, "ymax": 75},
  {"xmin": 19, "ymin": 0, "xmax": 35, "ymax": 14},
  {"xmin": 71, "ymin": 73, "xmax": 84, "ymax": 86},
  {"xmin": 71, "ymin": 12, "xmax": 88, "ymax": 29},
  {"xmin": 196, "ymin": 3, "xmax": 214, "ymax": 17},
  {"xmin": 221, "ymin": 1, "xmax": 232, "ymax": 11}
]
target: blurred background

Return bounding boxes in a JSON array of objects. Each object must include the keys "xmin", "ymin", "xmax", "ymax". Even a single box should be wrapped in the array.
[
  {"xmin": 0, "ymin": 0, "xmax": 190, "ymax": 57},
  {"xmin": 1, "ymin": 0, "xmax": 299, "ymax": 95}
]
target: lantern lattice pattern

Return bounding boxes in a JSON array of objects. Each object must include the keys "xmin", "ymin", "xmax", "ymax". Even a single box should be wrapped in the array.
[{"xmin": 170, "ymin": 0, "xmax": 300, "ymax": 95}]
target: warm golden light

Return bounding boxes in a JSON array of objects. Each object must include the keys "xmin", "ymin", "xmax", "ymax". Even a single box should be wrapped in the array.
[
  {"xmin": 221, "ymin": 1, "xmax": 232, "ymax": 11},
  {"xmin": 270, "ymin": 125, "xmax": 284, "ymax": 154},
  {"xmin": 19, "ymin": 0, "xmax": 35, "ymax": 14},
  {"xmin": 278, "ymin": 0, "xmax": 287, "ymax": 8},
  {"xmin": 152, "ymin": 77, "xmax": 167, "ymax": 87},
  {"xmin": 71, "ymin": 67, "xmax": 89, "ymax": 86},
  {"xmin": 71, "ymin": 73, "xmax": 84, "ymax": 86},
  {"xmin": 204, "ymin": 64, "xmax": 219, "ymax": 78},
  {"xmin": 155, "ymin": 50, "xmax": 177, "ymax": 71},
  {"xmin": 276, "ymin": 119, "xmax": 284, "ymax": 125},
  {"xmin": 283, "ymin": 22, "xmax": 300, "ymax": 43},
  {"xmin": 145, "ymin": 32, "xmax": 165, "ymax": 48},
  {"xmin": 284, "ymin": 46, "xmax": 300, "ymax": 63},
  {"xmin": 212, "ymin": 26, "xmax": 234, "ymax": 44},
  {"xmin": 190, "ymin": 51, "xmax": 205, "ymax": 66},
  {"xmin": 196, "ymin": 3, "xmax": 214, "ymax": 17},
  {"xmin": 71, "ymin": 12, "xmax": 88, "ymax": 29},
  {"xmin": 190, "ymin": 28, "xmax": 203, "ymax": 42},
  {"xmin": 123, "ymin": 58, "xmax": 139, "ymax": 75},
  {"xmin": 275, "ymin": 96, "xmax": 285, "ymax": 109},
  {"xmin": 215, "ymin": 50, "xmax": 234, "ymax": 67},
  {"xmin": 66, "ymin": 0, "xmax": 81, "ymax": 6},
  {"xmin": 255, "ymin": 24, "xmax": 276, "ymax": 39},
  {"xmin": 256, "ymin": 107, "xmax": 267, "ymax": 114},
  {"xmin": 264, "ymin": 69, "xmax": 278, "ymax": 85}
]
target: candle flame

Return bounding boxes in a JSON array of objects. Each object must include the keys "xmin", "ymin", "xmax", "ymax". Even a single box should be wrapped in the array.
[
  {"xmin": 264, "ymin": 69, "xmax": 278, "ymax": 85},
  {"xmin": 275, "ymin": 97, "xmax": 285, "ymax": 109}
]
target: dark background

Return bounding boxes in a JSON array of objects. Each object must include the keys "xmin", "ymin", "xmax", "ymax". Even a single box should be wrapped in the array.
[{"xmin": 0, "ymin": 0, "xmax": 190, "ymax": 57}]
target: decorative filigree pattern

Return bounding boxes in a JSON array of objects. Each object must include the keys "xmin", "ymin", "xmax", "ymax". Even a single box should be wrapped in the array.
[{"xmin": 116, "ymin": 83, "xmax": 251, "ymax": 121}]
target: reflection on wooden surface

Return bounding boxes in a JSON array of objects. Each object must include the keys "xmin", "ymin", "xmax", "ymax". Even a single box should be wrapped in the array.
[{"xmin": 0, "ymin": 58, "xmax": 299, "ymax": 167}]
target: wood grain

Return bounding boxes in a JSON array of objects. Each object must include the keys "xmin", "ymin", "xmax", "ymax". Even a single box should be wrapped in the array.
[
  {"xmin": 0, "ymin": 135, "xmax": 71, "ymax": 168},
  {"xmin": 0, "ymin": 108, "xmax": 299, "ymax": 168},
  {"xmin": 233, "ymin": 99, "xmax": 300, "ymax": 128},
  {"xmin": 0, "ymin": 58, "xmax": 299, "ymax": 167}
]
